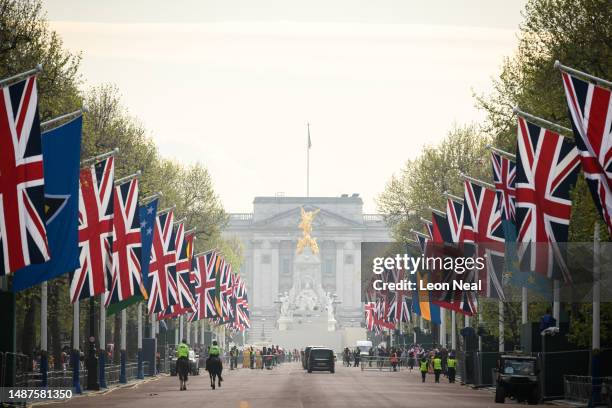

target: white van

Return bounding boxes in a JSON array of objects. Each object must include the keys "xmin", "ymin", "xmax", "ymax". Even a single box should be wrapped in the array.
[{"xmin": 356, "ymin": 340, "xmax": 373, "ymax": 356}]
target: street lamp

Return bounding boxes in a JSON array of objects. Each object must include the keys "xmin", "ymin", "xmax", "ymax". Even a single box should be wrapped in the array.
[{"xmin": 261, "ymin": 318, "xmax": 266, "ymax": 341}]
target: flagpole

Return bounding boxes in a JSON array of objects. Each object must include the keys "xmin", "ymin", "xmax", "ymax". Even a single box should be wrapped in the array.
[
  {"xmin": 0, "ymin": 64, "xmax": 42, "ymax": 88},
  {"xmin": 513, "ymin": 108, "xmax": 573, "ymax": 138},
  {"xmin": 41, "ymin": 108, "xmax": 86, "ymax": 130},
  {"xmin": 459, "ymin": 173, "xmax": 495, "ymax": 190},
  {"xmin": 307, "ymin": 123, "xmax": 310, "ymax": 197},
  {"xmin": 140, "ymin": 192, "xmax": 163, "ymax": 205},
  {"xmin": 443, "ymin": 191, "xmax": 463, "ymax": 203},
  {"xmin": 521, "ymin": 287, "xmax": 528, "ymax": 324},
  {"xmin": 119, "ymin": 308, "xmax": 127, "ymax": 383},
  {"xmin": 40, "ymin": 281, "xmax": 48, "ymax": 387},
  {"xmin": 486, "ymin": 145, "xmax": 516, "ymax": 161},
  {"xmin": 593, "ymin": 222, "xmax": 600, "ymax": 350},
  {"xmin": 137, "ymin": 302, "xmax": 144, "ymax": 379},
  {"xmin": 114, "ymin": 170, "xmax": 141, "ymax": 185},
  {"xmin": 99, "ymin": 293, "xmax": 107, "ymax": 388},
  {"xmin": 555, "ymin": 60, "xmax": 612, "ymax": 89},
  {"xmin": 428, "ymin": 207, "xmax": 446, "ymax": 217},
  {"xmin": 498, "ymin": 300, "xmax": 504, "ymax": 352},
  {"xmin": 81, "ymin": 148, "xmax": 119, "ymax": 168},
  {"xmin": 451, "ymin": 311, "xmax": 456, "ymax": 350}
]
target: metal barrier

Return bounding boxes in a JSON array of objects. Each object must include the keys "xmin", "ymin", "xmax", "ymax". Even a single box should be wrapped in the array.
[
  {"xmin": 563, "ymin": 376, "xmax": 612, "ymax": 404},
  {"xmin": 1, "ymin": 352, "xmax": 30, "ymax": 388},
  {"xmin": 105, "ymin": 362, "xmax": 149, "ymax": 385},
  {"xmin": 360, "ymin": 356, "xmax": 401, "ymax": 371}
]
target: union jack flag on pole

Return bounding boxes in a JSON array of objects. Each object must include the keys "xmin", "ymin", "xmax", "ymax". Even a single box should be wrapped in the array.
[
  {"xmin": 70, "ymin": 156, "xmax": 115, "ymax": 302},
  {"xmin": 559, "ymin": 65, "xmax": 612, "ymax": 235},
  {"xmin": 491, "ymin": 151, "xmax": 516, "ymax": 222},
  {"xmin": 463, "ymin": 178, "xmax": 506, "ymax": 300},
  {"xmin": 0, "ymin": 74, "xmax": 49, "ymax": 275},
  {"xmin": 515, "ymin": 115, "xmax": 580, "ymax": 281},
  {"xmin": 105, "ymin": 177, "xmax": 142, "ymax": 307},
  {"xmin": 147, "ymin": 209, "xmax": 177, "ymax": 314}
]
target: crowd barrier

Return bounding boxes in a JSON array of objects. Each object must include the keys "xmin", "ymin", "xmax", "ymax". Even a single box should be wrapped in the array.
[
  {"xmin": 359, "ymin": 356, "xmax": 402, "ymax": 371},
  {"xmin": 563, "ymin": 375, "xmax": 612, "ymax": 405}
]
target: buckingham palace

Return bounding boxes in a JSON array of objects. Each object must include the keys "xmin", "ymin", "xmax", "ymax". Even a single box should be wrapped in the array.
[{"xmin": 222, "ymin": 194, "xmax": 392, "ymax": 344}]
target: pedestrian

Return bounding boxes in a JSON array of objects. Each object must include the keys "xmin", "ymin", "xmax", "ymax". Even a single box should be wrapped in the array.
[
  {"xmin": 447, "ymin": 354, "xmax": 457, "ymax": 383},
  {"xmin": 433, "ymin": 353, "xmax": 442, "ymax": 383},
  {"xmin": 390, "ymin": 349, "xmax": 398, "ymax": 372},
  {"xmin": 420, "ymin": 357, "xmax": 428, "ymax": 382}
]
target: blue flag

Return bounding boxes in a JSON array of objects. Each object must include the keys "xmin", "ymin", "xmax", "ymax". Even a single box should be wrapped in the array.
[
  {"xmin": 13, "ymin": 117, "xmax": 82, "ymax": 291},
  {"xmin": 140, "ymin": 198, "xmax": 159, "ymax": 295}
]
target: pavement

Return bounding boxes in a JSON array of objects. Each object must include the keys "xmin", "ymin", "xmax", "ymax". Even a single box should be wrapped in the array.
[{"xmin": 49, "ymin": 362, "xmax": 545, "ymax": 408}]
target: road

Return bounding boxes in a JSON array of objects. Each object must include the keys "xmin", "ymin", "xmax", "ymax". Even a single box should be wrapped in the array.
[{"xmin": 53, "ymin": 362, "xmax": 537, "ymax": 408}]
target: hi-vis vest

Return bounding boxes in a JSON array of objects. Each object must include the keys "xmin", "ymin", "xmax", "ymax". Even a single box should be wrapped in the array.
[
  {"xmin": 176, "ymin": 343, "xmax": 189, "ymax": 358},
  {"xmin": 447, "ymin": 358, "xmax": 456, "ymax": 368},
  {"xmin": 209, "ymin": 345, "xmax": 221, "ymax": 356},
  {"xmin": 420, "ymin": 360, "xmax": 428, "ymax": 372},
  {"xmin": 433, "ymin": 358, "xmax": 442, "ymax": 370}
]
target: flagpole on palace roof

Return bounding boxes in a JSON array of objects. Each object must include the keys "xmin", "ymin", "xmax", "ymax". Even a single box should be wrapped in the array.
[
  {"xmin": 0, "ymin": 64, "xmax": 42, "ymax": 88},
  {"xmin": 306, "ymin": 123, "xmax": 311, "ymax": 197},
  {"xmin": 513, "ymin": 107, "xmax": 573, "ymax": 138},
  {"xmin": 555, "ymin": 60, "xmax": 612, "ymax": 89}
]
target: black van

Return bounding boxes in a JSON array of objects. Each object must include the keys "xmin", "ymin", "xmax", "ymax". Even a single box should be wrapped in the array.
[{"xmin": 307, "ymin": 347, "xmax": 335, "ymax": 373}]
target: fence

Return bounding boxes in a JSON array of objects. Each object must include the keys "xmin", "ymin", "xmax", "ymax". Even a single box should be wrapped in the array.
[
  {"xmin": 360, "ymin": 356, "xmax": 402, "ymax": 371},
  {"xmin": 564, "ymin": 376, "xmax": 612, "ymax": 405}
]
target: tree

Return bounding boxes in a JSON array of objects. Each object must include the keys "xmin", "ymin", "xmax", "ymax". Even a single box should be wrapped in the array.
[{"xmin": 377, "ymin": 124, "xmax": 490, "ymax": 241}]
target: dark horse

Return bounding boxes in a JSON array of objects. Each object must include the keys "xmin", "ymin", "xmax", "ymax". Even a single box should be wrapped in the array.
[{"xmin": 205, "ymin": 356, "xmax": 223, "ymax": 389}]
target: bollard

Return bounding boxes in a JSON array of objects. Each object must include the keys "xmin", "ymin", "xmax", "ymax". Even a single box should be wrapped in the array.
[
  {"xmin": 137, "ymin": 349, "xmax": 144, "ymax": 379},
  {"xmin": 72, "ymin": 350, "xmax": 81, "ymax": 394},
  {"xmin": 40, "ymin": 350, "xmax": 48, "ymax": 388},
  {"xmin": 119, "ymin": 350, "xmax": 127, "ymax": 383},
  {"xmin": 99, "ymin": 350, "xmax": 107, "ymax": 388}
]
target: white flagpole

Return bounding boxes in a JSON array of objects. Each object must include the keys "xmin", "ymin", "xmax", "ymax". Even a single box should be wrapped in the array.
[
  {"xmin": 439, "ymin": 308, "xmax": 446, "ymax": 347},
  {"xmin": 593, "ymin": 223, "xmax": 600, "ymax": 350},
  {"xmin": 306, "ymin": 123, "xmax": 310, "ymax": 197},
  {"xmin": 73, "ymin": 300, "xmax": 80, "ymax": 351},
  {"xmin": 451, "ymin": 311, "xmax": 456, "ymax": 350}
]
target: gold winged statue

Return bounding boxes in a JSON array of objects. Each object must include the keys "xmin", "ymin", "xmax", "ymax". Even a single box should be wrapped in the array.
[{"xmin": 297, "ymin": 207, "xmax": 320, "ymax": 255}]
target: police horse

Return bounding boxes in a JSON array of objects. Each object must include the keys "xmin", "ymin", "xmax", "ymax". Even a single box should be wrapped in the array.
[{"xmin": 205, "ymin": 356, "xmax": 223, "ymax": 389}]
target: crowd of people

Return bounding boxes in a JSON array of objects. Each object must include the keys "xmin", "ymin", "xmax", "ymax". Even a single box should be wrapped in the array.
[{"xmin": 342, "ymin": 344, "xmax": 458, "ymax": 383}]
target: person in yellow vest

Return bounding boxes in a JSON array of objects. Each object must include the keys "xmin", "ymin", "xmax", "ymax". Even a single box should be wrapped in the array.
[
  {"xmin": 447, "ymin": 354, "xmax": 457, "ymax": 383},
  {"xmin": 208, "ymin": 340, "xmax": 223, "ymax": 382},
  {"xmin": 433, "ymin": 354, "xmax": 442, "ymax": 383},
  {"xmin": 175, "ymin": 339, "xmax": 190, "ymax": 391},
  {"xmin": 419, "ymin": 357, "xmax": 428, "ymax": 383}
]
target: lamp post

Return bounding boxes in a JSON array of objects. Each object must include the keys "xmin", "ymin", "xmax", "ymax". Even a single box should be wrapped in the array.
[{"xmin": 261, "ymin": 318, "xmax": 266, "ymax": 341}]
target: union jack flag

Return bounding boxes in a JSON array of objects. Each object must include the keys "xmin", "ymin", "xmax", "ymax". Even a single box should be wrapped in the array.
[
  {"xmin": 221, "ymin": 263, "xmax": 235, "ymax": 322},
  {"xmin": 463, "ymin": 179, "xmax": 506, "ymax": 300},
  {"xmin": 201, "ymin": 250, "xmax": 219, "ymax": 319},
  {"xmin": 516, "ymin": 117, "xmax": 580, "ymax": 281},
  {"xmin": 400, "ymin": 296, "xmax": 412, "ymax": 323},
  {"xmin": 147, "ymin": 209, "xmax": 177, "ymax": 314},
  {"xmin": 233, "ymin": 278, "xmax": 250, "ymax": 330},
  {"xmin": 70, "ymin": 157, "xmax": 114, "ymax": 302},
  {"xmin": 173, "ymin": 223, "xmax": 196, "ymax": 313},
  {"xmin": 364, "ymin": 302, "xmax": 375, "ymax": 331},
  {"xmin": 429, "ymin": 211, "xmax": 477, "ymax": 315},
  {"xmin": 105, "ymin": 178, "xmax": 142, "ymax": 306},
  {"xmin": 446, "ymin": 198, "xmax": 464, "ymax": 243},
  {"xmin": 491, "ymin": 152, "xmax": 516, "ymax": 222},
  {"xmin": 0, "ymin": 75, "xmax": 49, "ymax": 275},
  {"xmin": 561, "ymin": 70, "xmax": 612, "ymax": 235}
]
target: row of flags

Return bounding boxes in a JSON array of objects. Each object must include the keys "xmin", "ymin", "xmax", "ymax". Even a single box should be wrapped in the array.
[
  {"xmin": 364, "ymin": 62, "xmax": 611, "ymax": 334},
  {"xmin": 0, "ymin": 69, "xmax": 249, "ymax": 332}
]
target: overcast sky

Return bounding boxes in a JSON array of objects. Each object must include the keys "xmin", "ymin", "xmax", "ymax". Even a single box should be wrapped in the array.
[{"xmin": 46, "ymin": 0, "xmax": 526, "ymax": 213}]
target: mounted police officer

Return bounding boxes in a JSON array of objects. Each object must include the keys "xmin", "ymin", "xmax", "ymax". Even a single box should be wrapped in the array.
[{"xmin": 176, "ymin": 339, "xmax": 190, "ymax": 391}]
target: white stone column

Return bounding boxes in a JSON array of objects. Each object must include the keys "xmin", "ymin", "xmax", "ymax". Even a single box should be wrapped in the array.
[{"xmin": 335, "ymin": 241, "xmax": 345, "ymax": 304}]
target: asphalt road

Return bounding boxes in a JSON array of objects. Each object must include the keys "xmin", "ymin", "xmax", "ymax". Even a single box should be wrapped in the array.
[{"xmin": 52, "ymin": 362, "xmax": 539, "ymax": 408}]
